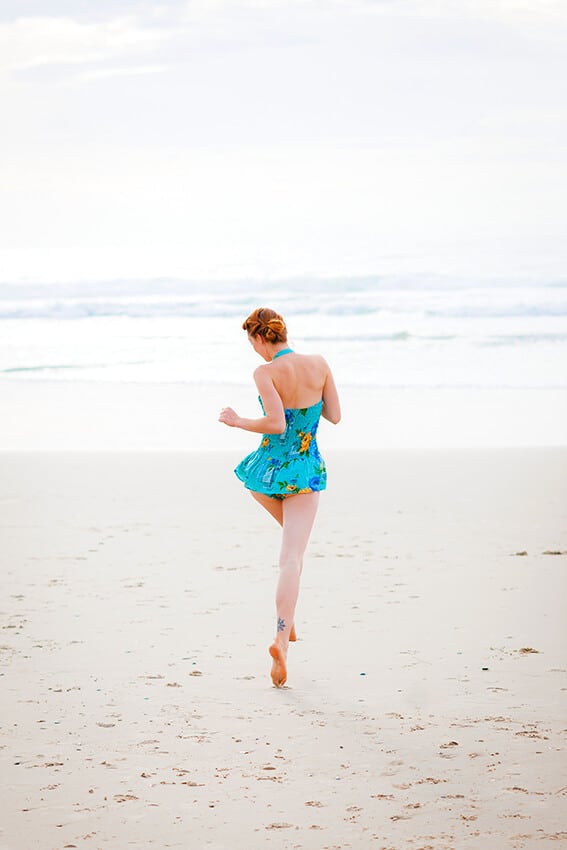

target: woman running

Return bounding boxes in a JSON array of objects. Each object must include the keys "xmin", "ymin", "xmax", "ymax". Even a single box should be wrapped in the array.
[{"xmin": 219, "ymin": 307, "xmax": 341, "ymax": 687}]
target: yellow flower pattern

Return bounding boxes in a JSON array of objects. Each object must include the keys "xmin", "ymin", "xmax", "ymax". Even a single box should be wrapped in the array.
[{"xmin": 235, "ymin": 399, "xmax": 327, "ymax": 499}]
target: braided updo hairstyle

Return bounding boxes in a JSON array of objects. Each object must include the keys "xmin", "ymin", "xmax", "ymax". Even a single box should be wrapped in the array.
[{"xmin": 242, "ymin": 307, "xmax": 287, "ymax": 344}]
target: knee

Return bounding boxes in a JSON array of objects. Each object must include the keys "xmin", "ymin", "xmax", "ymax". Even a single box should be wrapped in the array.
[{"xmin": 279, "ymin": 551, "xmax": 301, "ymax": 572}]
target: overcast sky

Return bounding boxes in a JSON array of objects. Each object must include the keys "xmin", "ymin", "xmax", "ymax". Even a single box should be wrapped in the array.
[{"xmin": 1, "ymin": 0, "xmax": 565, "ymax": 283}]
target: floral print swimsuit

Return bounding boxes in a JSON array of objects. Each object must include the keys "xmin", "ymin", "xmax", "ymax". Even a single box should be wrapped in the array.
[{"xmin": 234, "ymin": 397, "xmax": 327, "ymax": 499}]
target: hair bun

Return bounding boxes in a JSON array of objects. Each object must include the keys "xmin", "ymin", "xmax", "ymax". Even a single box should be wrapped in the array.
[
  {"xmin": 242, "ymin": 307, "xmax": 288, "ymax": 344},
  {"xmin": 264, "ymin": 316, "xmax": 285, "ymax": 342}
]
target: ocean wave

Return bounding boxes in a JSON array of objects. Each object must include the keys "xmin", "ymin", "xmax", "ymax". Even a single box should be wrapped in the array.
[
  {"xmin": 0, "ymin": 300, "xmax": 258, "ymax": 320},
  {"xmin": 1, "ymin": 274, "xmax": 566, "ymax": 309},
  {"xmin": 426, "ymin": 304, "xmax": 567, "ymax": 319},
  {"xmin": 303, "ymin": 331, "xmax": 567, "ymax": 345},
  {"xmin": 480, "ymin": 333, "xmax": 567, "ymax": 346},
  {"xmin": 1, "ymin": 364, "xmax": 79, "ymax": 373},
  {"xmin": 1, "ymin": 297, "xmax": 566, "ymax": 321},
  {"xmin": 303, "ymin": 331, "xmax": 447, "ymax": 342},
  {"xmin": 1, "ymin": 361, "xmax": 148, "ymax": 374}
]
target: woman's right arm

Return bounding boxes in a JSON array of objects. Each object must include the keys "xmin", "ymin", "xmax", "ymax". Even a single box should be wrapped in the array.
[
  {"xmin": 219, "ymin": 366, "xmax": 286, "ymax": 434},
  {"xmin": 321, "ymin": 362, "xmax": 341, "ymax": 424}
]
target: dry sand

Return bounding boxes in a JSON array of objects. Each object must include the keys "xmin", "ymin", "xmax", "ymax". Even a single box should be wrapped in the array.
[{"xmin": 1, "ymin": 449, "xmax": 566, "ymax": 850}]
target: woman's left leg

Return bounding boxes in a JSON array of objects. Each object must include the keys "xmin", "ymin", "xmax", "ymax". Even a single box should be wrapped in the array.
[
  {"xmin": 269, "ymin": 492, "xmax": 319, "ymax": 686},
  {"xmin": 250, "ymin": 491, "xmax": 283, "ymax": 526}
]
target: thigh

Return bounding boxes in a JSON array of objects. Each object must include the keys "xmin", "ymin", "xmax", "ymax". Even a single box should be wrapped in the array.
[
  {"xmin": 250, "ymin": 491, "xmax": 284, "ymax": 526},
  {"xmin": 281, "ymin": 492, "xmax": 320, "ymax": 556}
]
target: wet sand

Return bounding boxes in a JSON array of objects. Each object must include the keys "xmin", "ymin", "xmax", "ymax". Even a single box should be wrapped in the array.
[{"xmin": 1, "ymin": 449, "xmax": 566, "ymax": 849}]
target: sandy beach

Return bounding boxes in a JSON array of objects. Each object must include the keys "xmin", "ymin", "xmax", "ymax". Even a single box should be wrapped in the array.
[{"xmin": 1, "ymin": 448, "xmax": 566, "ymax": 849}]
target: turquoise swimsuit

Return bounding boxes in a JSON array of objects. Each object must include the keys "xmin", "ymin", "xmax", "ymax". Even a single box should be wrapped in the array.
[{"xmin": 234, "ymin": 349, "xmax": 327, "ymax": 499}]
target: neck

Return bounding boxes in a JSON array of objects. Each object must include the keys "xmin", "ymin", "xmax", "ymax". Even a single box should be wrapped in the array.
[{"xmin": 271, "ymin": 347, "xmax": 293, "ymax": 361}]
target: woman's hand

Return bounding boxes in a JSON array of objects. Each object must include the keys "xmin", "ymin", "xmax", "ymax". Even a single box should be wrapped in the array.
[{"xmin": 219, "ymin": 406, "xmax": 240, "ymax": 428}]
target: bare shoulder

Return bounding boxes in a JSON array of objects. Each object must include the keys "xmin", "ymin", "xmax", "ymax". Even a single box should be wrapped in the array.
[
  {"xmin": 253, "ymin": 362, "xmax": 273, "ymax": 385},
  {"xmin": 302, "ymin": 352, "xmax": 329, "ymax": 370}
]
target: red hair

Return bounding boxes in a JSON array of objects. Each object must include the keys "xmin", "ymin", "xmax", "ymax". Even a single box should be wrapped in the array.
[{"xmin": 242, "ymin": 307, "xmax": 287, "ymax": 343}]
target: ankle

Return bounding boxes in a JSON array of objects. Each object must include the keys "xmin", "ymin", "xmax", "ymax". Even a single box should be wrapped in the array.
[{"xmin": 274, "ymin": 635, "xmax": 288, "ymax": 654}]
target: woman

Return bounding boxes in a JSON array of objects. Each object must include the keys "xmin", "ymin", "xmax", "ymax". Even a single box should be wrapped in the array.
[{"xmin": 219, "ymin": 307, "xmax": 341, "ymax": 687}]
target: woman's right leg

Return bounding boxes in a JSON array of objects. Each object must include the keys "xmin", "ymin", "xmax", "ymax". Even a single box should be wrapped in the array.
[
  {"xmin": 269, "ymin": 492, "xmax": 319, "ymax": 686},
  {"xmin": 250, "ymin": 491, "xmax": 298, "ymax": 640}
]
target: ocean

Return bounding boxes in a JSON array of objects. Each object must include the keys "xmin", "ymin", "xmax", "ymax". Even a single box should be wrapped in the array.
[{"xmin": 1, "ymin": 275, "xmax": 566, "ymax": 390}]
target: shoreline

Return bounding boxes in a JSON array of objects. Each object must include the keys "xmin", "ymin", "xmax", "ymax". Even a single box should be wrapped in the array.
[{"xmin": 2, "ymin": 380, "xmax": 567, "ymax": 451}]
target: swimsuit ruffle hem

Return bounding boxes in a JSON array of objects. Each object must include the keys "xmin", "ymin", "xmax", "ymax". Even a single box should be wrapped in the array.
[{"xmin": 234, "ymin": 399, "xmax": 327, "ymax": 499}]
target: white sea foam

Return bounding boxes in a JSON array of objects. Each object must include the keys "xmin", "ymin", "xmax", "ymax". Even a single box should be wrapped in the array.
[{"xmin": 0, "ymin": 276, "xmax": 566, "ymax": 389}]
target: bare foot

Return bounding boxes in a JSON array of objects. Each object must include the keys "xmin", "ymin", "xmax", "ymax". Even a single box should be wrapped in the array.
[
  {"xmin": 269, "ymin": 643, "xmax": 287, "ymax": 687},
  {"xmin": 289, "ymin": 624, "xmax": 297, "ymax": 642}
]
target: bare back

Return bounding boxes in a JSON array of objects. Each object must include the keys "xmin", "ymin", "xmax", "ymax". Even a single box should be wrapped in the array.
[
  {"xmin": 253, "ymin": 349, "xmax": 341, "ymax": 427},
  {"xmin": 268, "ymin": 353, "xmax": 330, "ymax": 408}
]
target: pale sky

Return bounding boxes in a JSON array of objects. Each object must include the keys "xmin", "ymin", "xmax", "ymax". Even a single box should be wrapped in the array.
[{"xmin": 1, "ymin": 0, "xmax": 565, "ymax": 283}]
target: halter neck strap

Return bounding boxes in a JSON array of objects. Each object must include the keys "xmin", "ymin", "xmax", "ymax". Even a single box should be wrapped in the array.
[{"xmin": 271, "ymin": 348, "xmax": 294, "ymax": 361}]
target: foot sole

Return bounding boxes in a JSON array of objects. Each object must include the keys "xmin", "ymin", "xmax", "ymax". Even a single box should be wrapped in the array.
[{"xmin": 269, "ymin": 643, "xmax": 287, "ymax": 687}]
